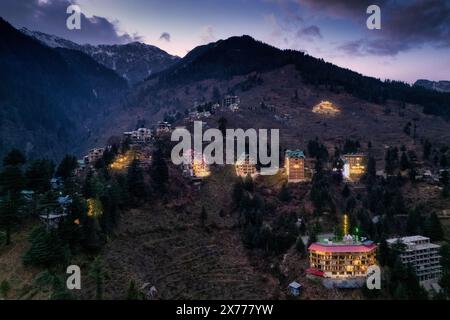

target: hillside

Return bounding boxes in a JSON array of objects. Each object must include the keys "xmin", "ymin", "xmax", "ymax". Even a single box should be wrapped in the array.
[
  {"xmin": 0, "ymin": 18, "xmax": 128, "ymax": 161},
  {"xmin": 415, "ymin": 79, "xmax": 450, "ymax": 93},
  {"xmin": 136, "ymin": 35, "xmax": 450, "ymax": 121},
  {"xmin": 21, "ymin": 28, "xmax": 180, "ymax": 86}
]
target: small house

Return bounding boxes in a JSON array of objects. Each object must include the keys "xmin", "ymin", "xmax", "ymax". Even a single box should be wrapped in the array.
[{"xmin": 288, "ymin": 281, "xmax": 302, "ymax": 296}]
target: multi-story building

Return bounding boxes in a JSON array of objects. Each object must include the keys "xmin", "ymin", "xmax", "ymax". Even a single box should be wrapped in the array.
[
  {"xmin": 342, "ymin": 153, "xmax": 366, "ymax": 181},
  {"xmin": 285, "ymin": 150, "xmax": 306, "ymax": 182},
  {"xmin": 386, "ymin": 235, "xmax": 442, "ymax": 284},
  {"xmin": 123, "ymin": 128, "xmax": 152, "ymax": 144},
  {"xmin": 235, "ymin": 154, "xmax": 258, "ymax": 178},
  {"xmin": 222, "ymin": 95, "xmax": 240, "ymax": 108},
  {"xmin": 308, "ymin": 240, "xmax": 377, "ymax": 278},
  {"xmin": 83, "ymin": 148, "xmax": 105, "ymax": 165},
  {"xmin": 182, "ymin": 149, "xmax": 210, "ymax": 179}
]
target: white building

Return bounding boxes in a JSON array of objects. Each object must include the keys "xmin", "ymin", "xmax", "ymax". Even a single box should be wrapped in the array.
[
  {"xmin": 84, "ymin": 148, "xmax": 105, "ymax": 165},
  {"xmin": 123, "ymin": 128, "xmax": 152, "ymax": 144},
  {"xmin": 386, "ymin": 235, "xmax": 442, "ymax": 285},
  {"xmin": 223, "ymin": 95, "xmax": 240, "ymax": 108}
]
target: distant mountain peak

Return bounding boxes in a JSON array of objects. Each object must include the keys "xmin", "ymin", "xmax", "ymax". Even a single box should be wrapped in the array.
[
  {"xmin": 20, "ymin": 28, "xmax": 180, "ymax": 85},
  {"xmin": 414, "ymin": 79, "xmax": 450, "ymax": 93}
]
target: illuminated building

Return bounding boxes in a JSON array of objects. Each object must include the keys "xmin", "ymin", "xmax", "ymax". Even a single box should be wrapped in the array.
[
  {"xmin": 235, "ymin": 154, "xmax": 258, "ymax": 178},
  {"xmin": 312, "ymin": 100, "xmax": 341, "ymax": 116},
  {"xmin": 307, "ymin": 240, "xmax": 377, "ymax": 279},
  {"xmin": 387, "ymin": 236, "xmax": 442, "ymax": 286},
  {"xmin": 342, "ymin": 153, "xmax": 366, "ymax": 181},
  {"xmin": 123, "ymin": 128, "xmax": 152, "ymax": 144},
  {"xmin": 182, "ymin": 149, "xmax": 210, "ymax": 178},
  {"xmin": 84, "ymin": 148, "xmax": 105, "ymax": 165},
  {"xmin": 285, "ymin": 150, "xmax": 307, "ymax": 182}
]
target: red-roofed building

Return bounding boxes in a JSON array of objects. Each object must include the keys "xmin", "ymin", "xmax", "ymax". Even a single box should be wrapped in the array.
[{"xmin": 308, "ymin": 241, "xmax": 377, "ymax": 278}]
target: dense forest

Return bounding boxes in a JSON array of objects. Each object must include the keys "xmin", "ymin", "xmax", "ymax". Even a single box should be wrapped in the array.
[{"xmin": 0, "ymin": 18, "xmax": 127, "ymax": 161}]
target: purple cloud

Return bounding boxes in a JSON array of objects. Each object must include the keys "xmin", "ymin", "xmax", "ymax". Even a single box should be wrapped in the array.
[{"xmin": 0, "ymin": 0, "xmax": 142, "ymax": 45}]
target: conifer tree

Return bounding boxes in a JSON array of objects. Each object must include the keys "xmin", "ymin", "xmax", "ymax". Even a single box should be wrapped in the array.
[
  {"xmin": 200, "ymin": 206, "xmax": 208, "ymax": 227},
  {"xmin": 89, "ymin": 256, "xmax": 107, "ymax": 300}
]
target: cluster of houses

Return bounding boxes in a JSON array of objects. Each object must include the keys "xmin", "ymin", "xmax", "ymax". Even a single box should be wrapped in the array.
[
  {"xmin": 183, "ymin": 95, "xmax": 241, "ymax": 123},
  {"xmin": 78, "ymin": 121, "xmax": 175, "ymax": 174},
  {"xmin": 285, "ymin": 149, "xmax": 367, "ymax": 183}
]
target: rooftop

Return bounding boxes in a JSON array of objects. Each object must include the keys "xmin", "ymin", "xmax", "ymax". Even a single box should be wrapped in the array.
[
  {"xmin": 285, "ymin": 149, "xmax": 305, "ymax": 159},
  {"xmin": 309, "ymin": 241, "xmax": 377, "ymax": 253}
]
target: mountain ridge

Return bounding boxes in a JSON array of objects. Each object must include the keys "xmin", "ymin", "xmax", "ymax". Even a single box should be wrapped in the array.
[
  {"xmin": 138, "ymin": 35, "xmax": 450, "ymax": 121},
  {"xmin": 21, "ymin": 27, "xmax": 180, "ymax": 85},
  {"xmin": 0, "ymin": 17, "xmax": 128, "ymax": 161},
  {"xmin": 414, "ymin": 79, "xmax": 450, "ymax": 93}
]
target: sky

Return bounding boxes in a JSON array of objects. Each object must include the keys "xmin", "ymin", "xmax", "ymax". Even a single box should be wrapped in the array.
[{"xmin": 1, "ymin": 0, "xmax": 449, "ymax": 83}]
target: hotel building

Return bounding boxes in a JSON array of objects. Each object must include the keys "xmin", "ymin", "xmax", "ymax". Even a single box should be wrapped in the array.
[
  {"xmin": 285, "ymin": 150, "xmax": 307, "ymax": 182},
  {"xmin": 235, "ymin": 154, "xmax": 258, "ymax": 178},
  {"xmin": 386, "ymin": 235, "xmax": 442, "ymax": 284},
  {"xmin": 308, "ymin": 240, "xmax": 377, "ymax": 278},
  {"xmin": 342, "ymin": 153, "xmax": 366, "ymax": 181}
]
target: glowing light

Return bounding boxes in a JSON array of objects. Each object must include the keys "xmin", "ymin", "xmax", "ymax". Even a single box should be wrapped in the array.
[
  {"xmin": 343, "ymin": 214, "xmax": 349, "ymax": 236},
  {"xmin": 110, "ymin": 151, "xmax": 134, "ymax": 171},
  {"xmin": 87, "ymin": 198, "xmax": 103, "ymax": 218},
  {"xmin": 312, "ymin": 101, "xmax": 341, "ymax": 116}
]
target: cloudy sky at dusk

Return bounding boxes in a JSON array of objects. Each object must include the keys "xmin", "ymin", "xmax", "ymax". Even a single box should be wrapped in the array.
[{"xmin": 1, "ymin": 0, "xmax": 449, "ymax": 83}]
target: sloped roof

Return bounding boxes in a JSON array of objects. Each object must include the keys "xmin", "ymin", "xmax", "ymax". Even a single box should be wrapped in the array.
[
  {"xmin": 308, "ymin": 242, "xmax": 377, "ymax": 253},
  {"xmin": 285, "ymin": 149, "xmax": 305, "ymax": 159}
]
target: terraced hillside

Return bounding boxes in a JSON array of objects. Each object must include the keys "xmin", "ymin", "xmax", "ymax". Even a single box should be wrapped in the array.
[{"xmin": 102, "ymin": 167, "xmax": 279, "ymax": 299}]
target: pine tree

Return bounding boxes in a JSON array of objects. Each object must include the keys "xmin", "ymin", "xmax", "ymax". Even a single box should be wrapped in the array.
[
  {"xmin": 200, "ymin": 206, "xmax": 208, "ymax": 227},
  {"xmin": 56, "ymin": 155, "xmax": 78, "ymax": 181},
  {"xmin": 0, "ymin": 194, "xmax": 20, "ymax": 245},
  {"xmin": 0, "ymin": 280, "xmax": 11, "ymax": 299},
  {"xmin": 150, "ymin": 148, "xmax": 169, "ymax": 193},
  {"xmin": 423, "ymin": 140, "xmax": 432, "ymax": 160},
  {"xmin": 126, "ymin": 280, "xmax": 141, "ymax": 300},
  {"xmin": 232, "ymin": 178, "xmax": 244, "ymax": 207},
  {"xmin": 89, "ymin": 256, "xmax": 107, "ymax": 300},
  {"xmin": 378, "ymin": 238, "xmax": 389, "ymax": 267},
  {"xmin": 400, "ymin": 152, "xmax": 410, "ymax": 171},
  {"xmin": 307, "ymin": 229, "xmax": 318, "ymax": 248},
  {"xmin": 22, "ymin": 226, "xmax": 70, "ymax": 268},
  {"xmin": 243, "ymin": 174, "xmax": 254, "ymax": 192},
  {"xmin": 295, "ymin": 236, "xmax": 306, "ymax": 257},
  {"xmin": 424, "ymin": 212, "xmax": 444, "ymax": 241},
  {"xmin": 278, "ymin": 183, "xmax": 290, "ymax": 202},
  {"xmin": 439, "ymin": 243, "xmax": 450, "ymax": 298},
  {"xmin": 0, "ymin": 164, "xmax": 25, "ymax": 195},
  {"xmin": 342, "ymin": 184, "xmax": 350, "ymax": 198},
  {"xmin": 127, "ymin": 159, "xmax": 148, "ymax": 202},
  {"xmin": 34, "ymin": 271, "xmax": 74, "ymax": 300},
  {"xmin": 25, "ymin": 159, "xmax": 54, "ymax": 193},
  {"xmin": 406, "ymin": 209, "xmax": 423, "ymax": 235},
  {"xmin": 3, "ymin": 148, "xmax": 26, "ymax": 166}
]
